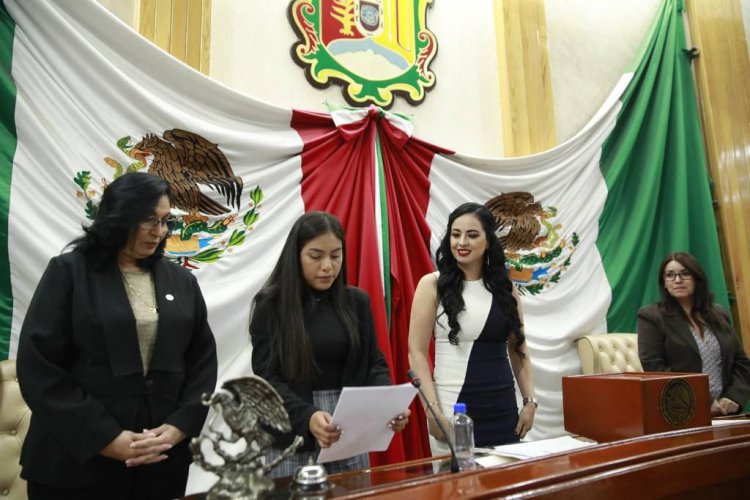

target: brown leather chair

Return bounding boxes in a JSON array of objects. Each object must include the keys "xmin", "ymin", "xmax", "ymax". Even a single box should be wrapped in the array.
[
  {"xmin": 575, "ymin": 333, "xmax": 643, "ymax": 374},
  {"xmin": 0, "ymin": 359, "xmax": 30, "ymax": 500}
]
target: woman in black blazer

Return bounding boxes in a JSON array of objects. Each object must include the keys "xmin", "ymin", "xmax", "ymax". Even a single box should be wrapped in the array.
[
  {"xmin": 638, "ymin": 252, "xmax": 750, "ymax": 416},
  {"xmin": 250, "ymin": 211, "xmax": 410, "ymax": 477},
  {"xmin": 17, "ymin": 173, "xmax": 217, "ymax": 500}
]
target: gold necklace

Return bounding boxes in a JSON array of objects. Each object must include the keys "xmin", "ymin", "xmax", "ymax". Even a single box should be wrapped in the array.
[{"xmin": 122, "ymin": 272, "xmax": 158, "ymax": 314}]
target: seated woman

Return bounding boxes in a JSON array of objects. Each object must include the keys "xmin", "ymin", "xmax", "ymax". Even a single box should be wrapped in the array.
[
  {"xmin": 638, "ymin": 252, "xmax": 750, "ymax": 416},
  {"xmin": 17, "ymin": 173, "xmax": 218, "ymax": 500},
  {"xmin": 249, "ymin": 211, "xmax": 409, "ymax": 477}
]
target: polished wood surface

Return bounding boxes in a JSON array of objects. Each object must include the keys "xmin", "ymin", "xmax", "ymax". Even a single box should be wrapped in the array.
[
  {"xmin": 138, "ymin": 0, "xmax": 211, "ymax": 74},
  {"xmin": 186, "ymin": 422, "xmax": 750, "ymax": 498},
  {"xmin": 686, "ymin": 0, "xmax": 750, "ymax": 350},
  {"xmin": 493, "ymin": 0, "xmax": 556, "ymax": 156},
  {"xmin": 306, "ymin": 424, "xmax": 750, "ymax": 498}
]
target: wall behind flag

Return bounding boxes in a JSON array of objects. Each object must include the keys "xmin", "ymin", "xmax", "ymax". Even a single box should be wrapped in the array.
[
  {"xmin": 687, "ymin": 0, "xmax": 750, "ymax": 353},
  {"xmin": 99, "ymin": 0, "xmax": 663, "ymax": 157}
]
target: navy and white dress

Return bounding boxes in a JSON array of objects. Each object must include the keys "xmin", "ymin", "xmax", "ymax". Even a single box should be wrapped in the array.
[{"xmin": 431, "ymin": 276, "xmax": 519, "ymax": 455}]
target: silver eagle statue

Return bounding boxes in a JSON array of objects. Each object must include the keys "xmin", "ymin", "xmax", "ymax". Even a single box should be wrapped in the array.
[{"xmin": 191, "ymin": 375, "xmax": 304, "ymax": 499}]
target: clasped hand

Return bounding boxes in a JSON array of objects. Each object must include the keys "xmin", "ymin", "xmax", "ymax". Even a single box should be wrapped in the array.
[
  {"xmin": 711, "ymin": 397, "xmax": 739, "ymax": 416},
  {"xmin": 309, "ymin": 409, "xmax": 411, "ymax": 448},
  {"xmin": 100, "ymin": 423, "xmax": 186, "ymax": 467}
]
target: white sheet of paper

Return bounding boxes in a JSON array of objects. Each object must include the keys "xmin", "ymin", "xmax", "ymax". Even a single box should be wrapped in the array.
[
  {"xmin": 711, "ymin": 419, "xmax": 750, "ymax": 426},
  {"xmin": 488, "ymin": 435, "xmax": 596, "ymax": 460},
  {"xmin": 474, "ymin": 454, "xmax": 518, "ymax": 468},
  {"xmin": 317, "ymin": 383, "xmax": 418, "ymax": 463}
]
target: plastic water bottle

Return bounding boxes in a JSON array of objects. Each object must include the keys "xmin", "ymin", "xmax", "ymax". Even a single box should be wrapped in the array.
[{"xmin": 451, "ymin": 402, "xmax": 475, "ymax": 471}]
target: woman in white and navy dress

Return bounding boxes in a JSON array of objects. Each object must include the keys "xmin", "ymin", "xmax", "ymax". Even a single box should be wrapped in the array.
[{"xmin": 408, "ymin": 202, "xmax": 536, "ymax": 455}]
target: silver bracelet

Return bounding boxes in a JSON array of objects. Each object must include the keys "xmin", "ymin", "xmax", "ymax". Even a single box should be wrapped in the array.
[{"xmin": 522, "ymin": 397, "xmax": 538, "ymax": 408}]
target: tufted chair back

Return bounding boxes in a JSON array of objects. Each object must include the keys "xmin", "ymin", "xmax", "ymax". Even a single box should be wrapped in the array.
[
  {"xmin": 0, "ymin": 359, "xmax": 29, "ymax": 500},
  {"xmin": 575, "ymin": 333, "xmax": 643, "ymax": 374}
]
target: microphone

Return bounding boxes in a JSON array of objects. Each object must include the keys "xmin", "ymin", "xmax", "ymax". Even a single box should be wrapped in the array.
[{"xmin": 407, "ymin": 370, "xmax": 459, "ymax": 473}]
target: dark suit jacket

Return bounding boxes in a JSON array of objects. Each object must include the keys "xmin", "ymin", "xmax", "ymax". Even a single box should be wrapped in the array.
[
  {"xmin": 638, "ymin": 303, "xmax": 750, "ymax": 407},
  {"xmin": 250, "ymin": 286, "xmax": 392, "ymax": 452},
  {"xmin": 16, "ymin": 250, "xmax": 217, "ymax": 493}
]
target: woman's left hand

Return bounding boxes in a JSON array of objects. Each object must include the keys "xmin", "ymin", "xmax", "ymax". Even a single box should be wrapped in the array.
[
  {"xmin": 716, "ymin": 397, "xmax": 740, "ymax": 415},
  {"xmin": 514, "ymin": 404, "xmax": 535, "ymax": 439},
  {"xmin": 388, "ymin": 409, "xmax": 411, "ymax": 432},
  {"xmin": 126, "ymin": 424, "xmax": 186, "ymax": 467}
]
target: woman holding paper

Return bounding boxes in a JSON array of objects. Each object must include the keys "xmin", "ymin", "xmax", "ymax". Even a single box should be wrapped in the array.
[
  {"xmin": 408, "ymin": 202, "xmax": 536, "ymax": 456},
  {"xmin": 250, "ymin": 211, "xmax": 410, "ymax": 477}
]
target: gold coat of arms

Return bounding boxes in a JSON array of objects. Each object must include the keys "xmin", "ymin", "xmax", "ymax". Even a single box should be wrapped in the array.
[{"xmin": 289, "ymin": 0, "xmax": 438, "ymax": 108}]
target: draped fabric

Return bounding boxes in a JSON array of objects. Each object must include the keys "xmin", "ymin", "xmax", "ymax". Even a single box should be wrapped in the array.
[
  {"xmin": 379, "ymin": 120, "xmax": 453, "ymax": 457},
  {"xmin": 597, "ymin": 0, "xmax": 728, "ymax": 330},
  {"xmin": 0, "ymin": 0, "xmax": 731, "ymax": 492},
  {"xmin": 290, "ymin": 107, "xmax": 452, "ymax": 461},
  {"xmin": 0, "ymin": 3, "xmax": 15, "ymax": 359}
]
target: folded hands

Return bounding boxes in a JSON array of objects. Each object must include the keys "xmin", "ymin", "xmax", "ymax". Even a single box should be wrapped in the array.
[{"xmin": 100, "ymin": 423, "xmax": 186, "ymax": 467}]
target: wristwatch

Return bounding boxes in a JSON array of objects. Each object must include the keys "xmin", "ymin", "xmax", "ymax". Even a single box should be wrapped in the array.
[{"xmin": 522, "ymin": 397, "xmax": 538, "ymax": 408}]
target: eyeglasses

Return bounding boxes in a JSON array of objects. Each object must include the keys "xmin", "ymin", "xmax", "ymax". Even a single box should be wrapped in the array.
[
  {"xmin": 664, "ymin": 271, "xmax": 693, "ymax": 281},
  {"xmin": 139, "ymin": 216, "xmax": 176, "ymax": 231}
]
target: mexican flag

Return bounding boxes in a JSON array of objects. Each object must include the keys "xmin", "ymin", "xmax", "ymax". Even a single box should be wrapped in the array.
[{"xmin": 0, "ymin": 0, "xmax": 727, "ymax": 488}]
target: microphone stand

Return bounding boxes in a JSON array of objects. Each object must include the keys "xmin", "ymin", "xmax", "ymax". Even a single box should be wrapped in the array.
[{"xmin": 407, "ymin": 370, "xmax": 459, "ymax": 473}]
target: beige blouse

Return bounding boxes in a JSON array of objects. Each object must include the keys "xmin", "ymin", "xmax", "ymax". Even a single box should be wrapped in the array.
[{"xmin": 121, "ymin": 269, "xmax": 158, "ymax": 373}]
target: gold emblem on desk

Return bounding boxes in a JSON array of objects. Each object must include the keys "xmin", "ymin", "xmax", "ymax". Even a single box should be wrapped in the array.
[{"xmin": 660, "ymin": 378, "xmax": 696, "ymax": 427}]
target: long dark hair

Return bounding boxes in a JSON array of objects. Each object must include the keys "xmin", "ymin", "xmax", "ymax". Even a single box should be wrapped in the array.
[
  {"xmin": 252, "ymin": 211, "xmax": 359, "ymax": 382},
  {"xmin": 436, "ymin": 202, "xmax": 525, "ymax": 357},
  {"xmin": 68, "ymin": 173, "xmax": 171, "ymax": 270},
  {"xmin": 657, "ymin": 252, "xmax": 730, "ymax": 333}
]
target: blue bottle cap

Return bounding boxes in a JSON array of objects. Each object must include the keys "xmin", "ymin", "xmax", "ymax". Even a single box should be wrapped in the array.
[{"xmin": 454, "ymin": 402, "xmax": 466, "ymax": 413}]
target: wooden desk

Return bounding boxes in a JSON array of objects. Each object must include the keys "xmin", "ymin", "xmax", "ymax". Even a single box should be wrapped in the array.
[{"xmin": 187, "ymin": 422, "xmax": 750, "ymax": 499}]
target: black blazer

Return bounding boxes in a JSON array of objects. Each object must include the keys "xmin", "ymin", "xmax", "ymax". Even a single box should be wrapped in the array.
[
  {"xmin": 250, "ymin": 286, "xmax": 392, "ymax": 451},
  {"xmin": 638, "ymin": 303, "xmax": 750, "ymax": 407},
  {"xmin": 16, "ymin": 250, "xmax": 217, "ymax": 492}
]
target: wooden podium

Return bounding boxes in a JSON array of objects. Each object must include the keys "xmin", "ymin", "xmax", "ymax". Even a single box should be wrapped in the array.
[{"xmin": 562, "ymin": 372, "xmax": 711, "ymax": 442}]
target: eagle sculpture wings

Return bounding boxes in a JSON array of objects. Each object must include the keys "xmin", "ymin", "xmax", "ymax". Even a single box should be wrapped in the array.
[
  {"xmin": 133, "ymin": 129, "xmax": 243, "ymax": 215},
  {"xmin": 192, "ymin": 375, "xmax": 303, "ymax": 498},
  {"xmin": 210, "ymin": 376, "xmax": 293, "ymax": 448},
  {"xmin": 486, "ymin": 192, "xmax": 546, "ymax": 251}
]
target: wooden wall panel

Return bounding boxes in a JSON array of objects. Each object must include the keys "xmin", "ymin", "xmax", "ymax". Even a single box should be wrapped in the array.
[
  {"xmin": 152, "ymin": 0, "xmax": 173, "ymax": 51},
  {"xmin": 139, "ymin": 0, "xmax": 157, "ymax": 41},
  {"xmin": 199, "ymin": 0, "xmax": 211, "ymax": 74},
  {"xmin": 686, "ymin": 0, "xmax": 750, "ymax": 349},
  {"xmin": 169, "ymin": 0, "xmax": 187, "ymax": 61},
  {"xmin": 138, "ymin": 0, "xmax": 210, "ymax": 74},
  {"xmin": 185, "ymin": 0, "xmax": 203, "ymax": 71},
  {"xmin": 493, "ymin": 0, "xmax": 556, "ymax": 156}
]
